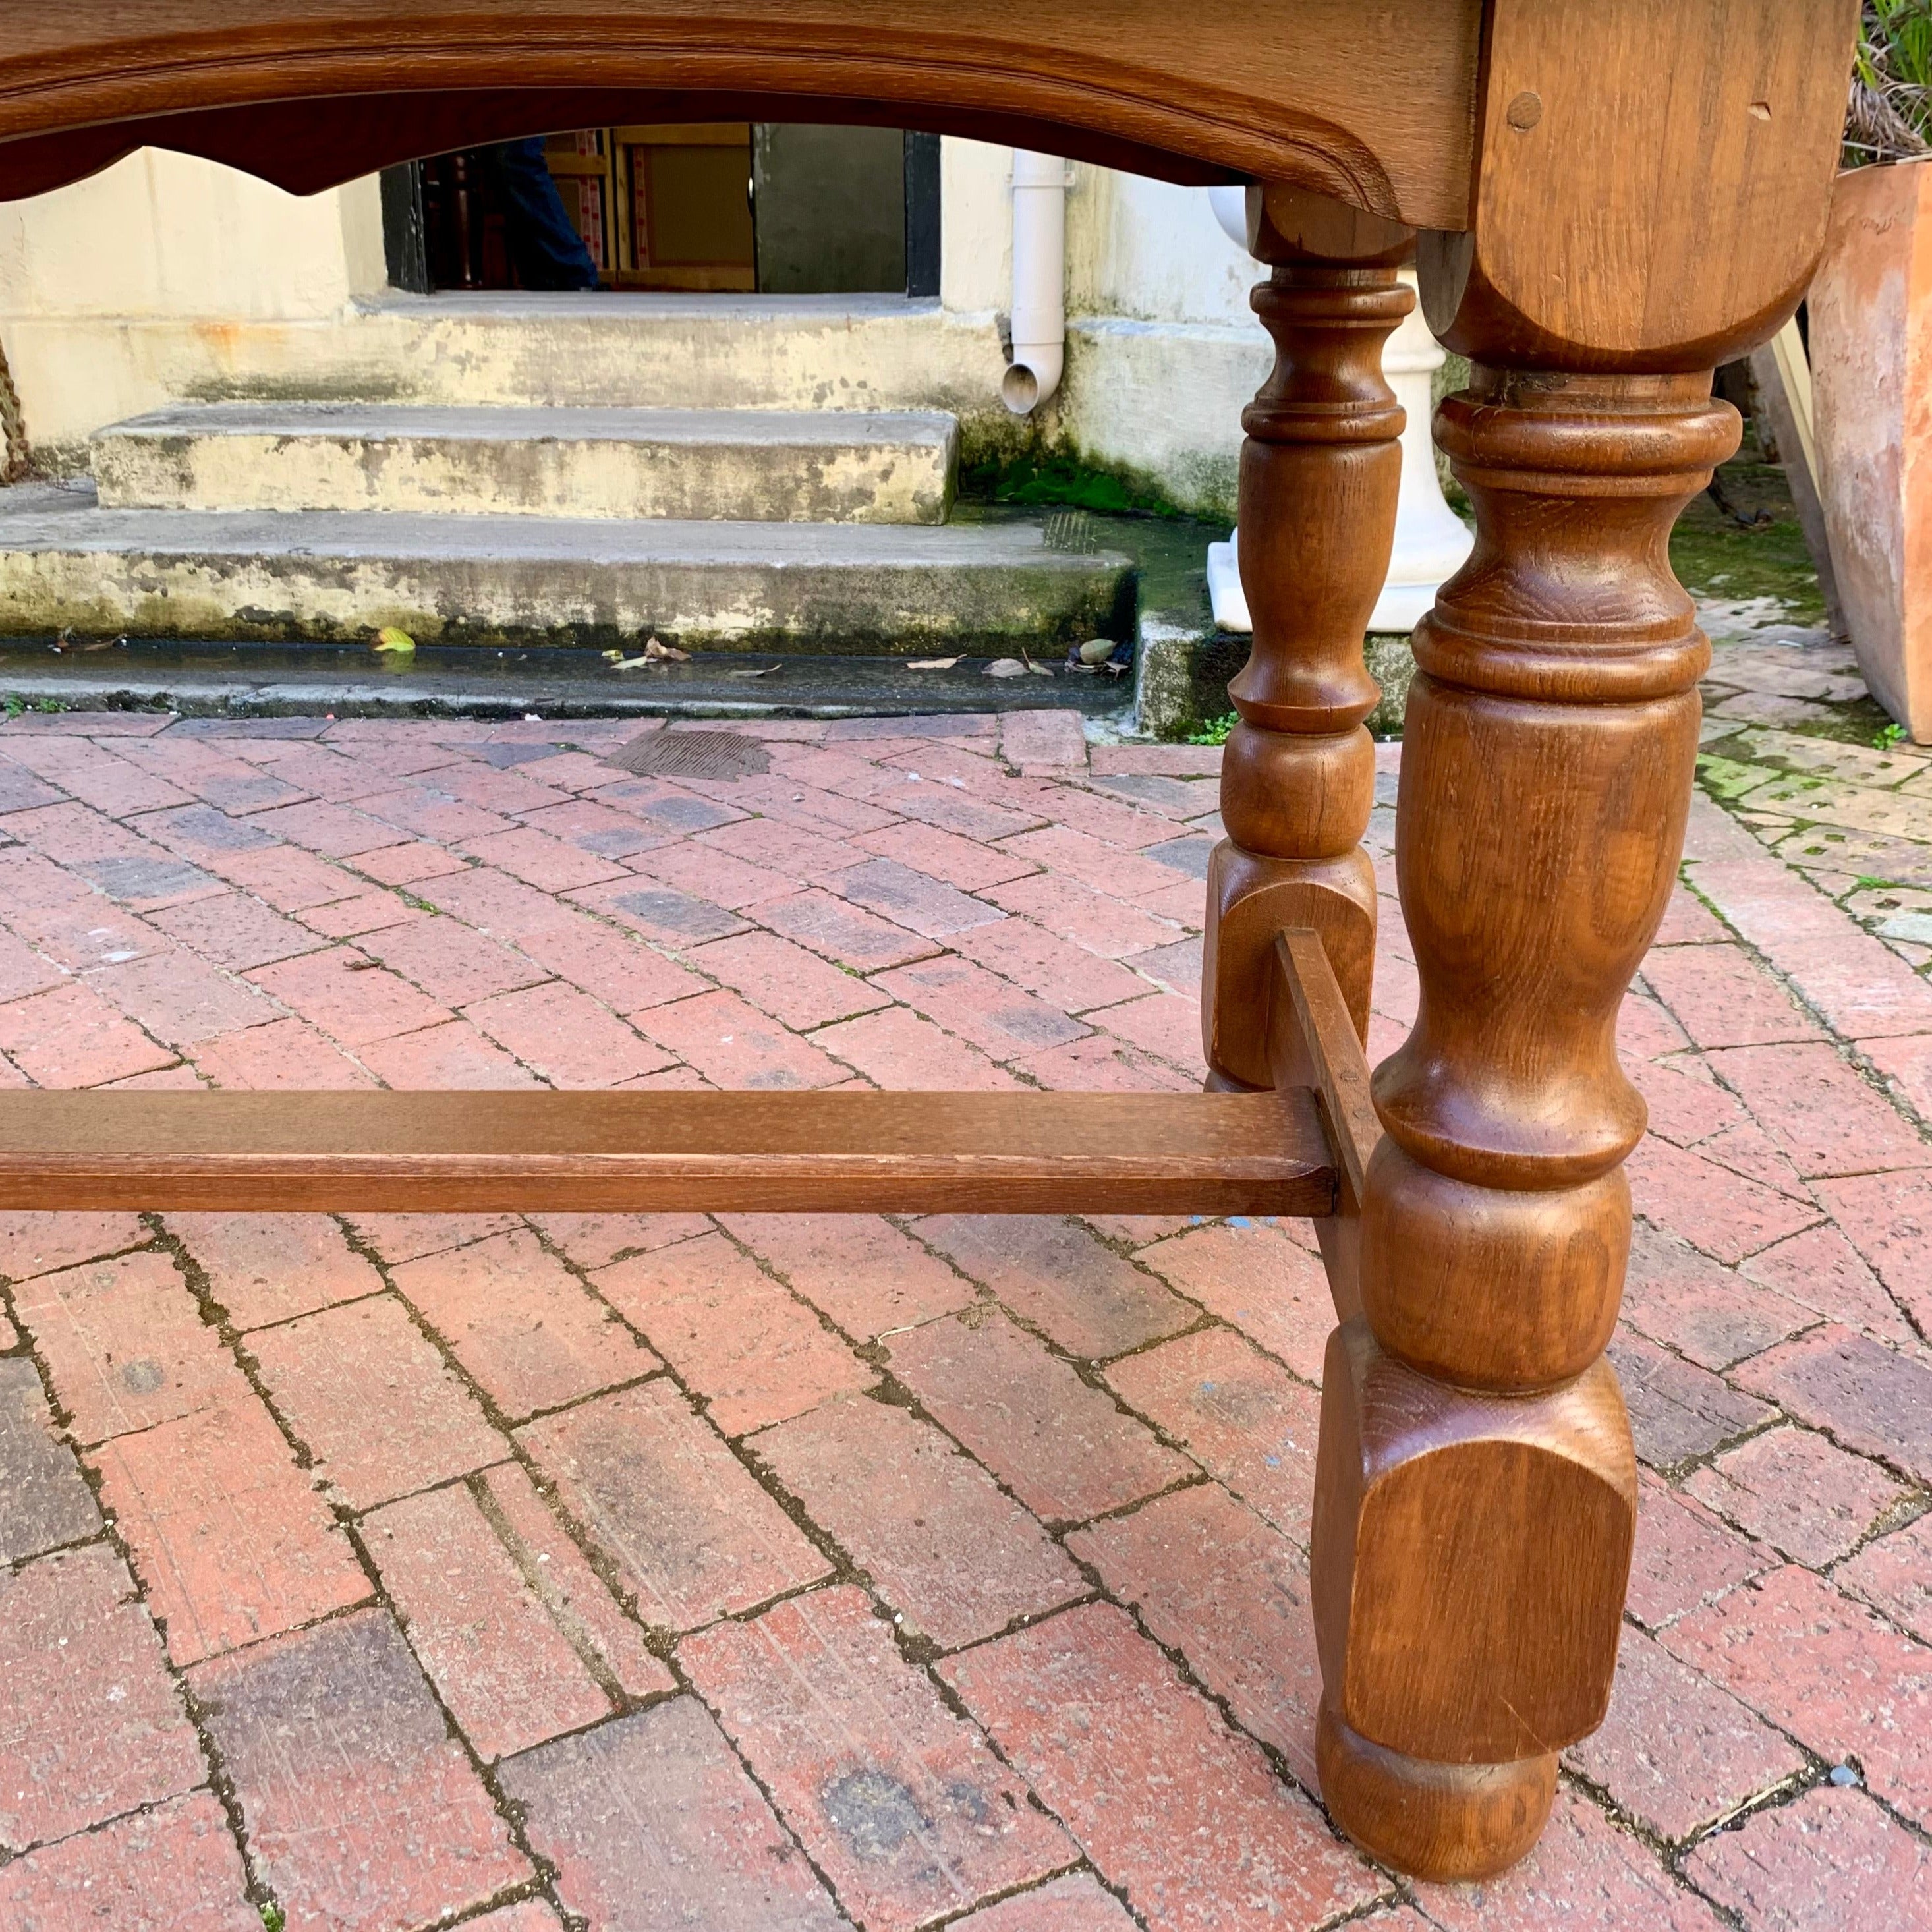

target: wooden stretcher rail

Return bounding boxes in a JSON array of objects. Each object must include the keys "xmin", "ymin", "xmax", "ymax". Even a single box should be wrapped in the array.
[
  {"xmin": 0, "ymin": 1088, "xmax": 1334, "ymax": 1216},
  {"xmin": 1271, "ymin": 928, "xmax": 1382, "ymax": 1324}
]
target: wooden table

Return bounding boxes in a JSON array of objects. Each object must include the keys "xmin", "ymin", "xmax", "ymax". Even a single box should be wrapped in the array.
[{"xmin": 0, "ymin": 0, "xmax": 1862, "ymax": 1881}]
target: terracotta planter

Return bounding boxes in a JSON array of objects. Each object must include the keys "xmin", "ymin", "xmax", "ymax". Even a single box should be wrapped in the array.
[{"xmin": 1811, "ymin": 156, "xmax": 1932, "ymax": 743}]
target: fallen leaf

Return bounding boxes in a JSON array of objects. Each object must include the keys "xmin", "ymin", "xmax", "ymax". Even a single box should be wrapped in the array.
[
  {"xmin": 907, "ymin": 656, "xmax": 960, "ymax": 671},
  {"xmin": 372, "ymin": 627, "xmax": 416, "ymax": 654},
  {"xmin": 607, "ymin": 654, "xmax": 656, "ymax": 671},
  {"xmin": 725, "ymin": 662, "xmax": 785, "ymax": 679},
  {"xmin": 643, "ymin": 636, "xmax": 690, "ymax": 662},
  {"xmin": 986, "ymin": 658, "xmax": 1027, "ymax": 679},
  {"xmin": 1076, "ymin": 636, "xmax": 1118, "ymax": 665}
]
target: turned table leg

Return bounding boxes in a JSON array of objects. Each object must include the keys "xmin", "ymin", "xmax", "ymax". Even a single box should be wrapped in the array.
[
  {"xmin": 1311, "ymin": 367, "xmax": 1740, "ymax": 1879},
  {"xmin": 1202, "ymin": 188, "xmax": 1412, "ymax": 1096}
]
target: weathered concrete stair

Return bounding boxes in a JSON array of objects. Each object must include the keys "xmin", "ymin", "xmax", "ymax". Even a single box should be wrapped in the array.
[
  {"xmin": 93, "ymin": 403, "xmax": 958, "ymax": 525},
  {"xmin": 0, "ymin": 482, "xmax": 1133, "ymax": 654}
]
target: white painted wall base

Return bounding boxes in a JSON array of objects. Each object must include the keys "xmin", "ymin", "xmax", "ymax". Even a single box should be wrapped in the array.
[
  {"xmin": 1206, "ymin": 270, "xmax": 1473, "ymax": 636},
  {"xmin": 1061, "ymin": 317, "xmax": 1266, "ymax": 519}
]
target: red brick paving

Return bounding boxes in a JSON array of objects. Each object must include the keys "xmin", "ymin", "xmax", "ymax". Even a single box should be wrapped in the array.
[
  {"xmin": 0, "ymin": 978, "xmax": 177, "ymax": 1085},
  {"xmin": 751, "ymin": 1393, "xmax": 1085, "ymax": 1649},
  {"xmin": 527, "ymin": 1208, "xmax": 710, "ymax": 1270},
  {"xmin": 475, "ymin": 1458, "xmax": 676, "ymax": 1701},
  {"xmin": 1414, "ymin": 1788, "xmax": 1730, "ymax": 1929},
  {"xmin": 1686, "ymin": 1784, "xmax": 1932, "ymax": 1930},
  {"xmin": 0, "ymin": 1543, "xmax": 204, "ymax": 1849},
  {"xmin": 1663, "ymin": 1564, "xmax": 1932, "ymax": 1827},
  {"xmin": 191, "ymin": 1608, "xmax": 530, "ymax": 1932},
  {"xmin": 1810, "ymin": 1168, "xmax": 1932, "ymax": 1331},
  {"xmin": 1735, "ymin": 1323, "xmax": 1932, "ymax": 1483},
  {"xmin": 952, "ymin": 1871, "xmax": 1139, "ymax": 1930},
  {"xmin": 1836, "ymin": 1512, "xmax": 1932, "ymax": 1644},
  {"xmin": 20, "ymin": 1249, "xmax": 250, "ymax": 1446},
  {"xmin": 915, "ymin": 1212, "xmax": 1191, "ymax": 1357},
  {"xmin": 246, "ymin": 944, "xmax": 451, "ymax": 1047},
  {"xmin": 391, "ymin": 1226, "xmax": 658, "ymax": 1419},
  {"xmin": 0, "ymin": 704, "xmax": 1927, "ymax": 1927},
  {"xmin": 517, "ymin": 1378, "xmax": 831, "ymax": 1630},
  {"xmin": 0, "ymin": 1790, "xmax": 258, "ymax": 1932},
  {"xmin": 190, "ymin": 1013, "xmax": 374, "ymax": 1088},
  {"xmin": 163, "ymin": 1209, "xmax": 384, "ymax": 1329},
  {"xmin": 349, "ymin": 1209, "xmax": 519, "ymax": 1263},
  {"xmin": 886, "ymin": 1307, "xmax": 1189, "ymax": 1521},
  {"xmin": 592, "ymin": 1228, "xmax": 874, "ymax": 1434},
  {"xmin": 680, "ymin": 928, "xmax": 895, "ymax": 1030},
  {"xmin": 718, "ymin": 1210, "xmax": 977, "ymax": 1337},
  {"xmin": 1562, "ymin": 1622, "xmax": 1804, "ymax": 1841},
  {"xmin": 244, "ymin": 1293, "xmax": 503, "ymax": 1509},
  {"xmin": 1105, "ymin": 1324, "xmax": 1324, "ymax": 1545},
  {"xmin": 1068, "ymin": 1481, "xmax": 1326, "ymax": 1787},
  {"xmin": 0, "ymin": 1355, "xmax": 101, "ymax": 1560},
  {"xmin": 1138, "ymin": 1218, "xmax": 1335, "ymax": 1382},
  {"xmin": 92, "ymin": 1396, "xmax": 369, "ymax": 1664},
  {"xmin": 942, "ymin": 1601, "xmax": 1386, "ymax": 1932},
  {"xmin": 0, "ymin": 1207, "xmax": 145, "ymax": 1278},
  {"xmin": 363, "ymin": 1479, "xmax": 615, "ymax": 1759},
  {"xmin": 1685, "ymin": 1424, "xmax": 1910, "ymax": 1568},
  {"xmin": 814, "ymin": 1001, "xmax": 1023, "ymax": 1088},
  {"xmin": 501, "ymin": 1697, "xmax": 847, "ymax": 1932},
  {"xmin": 681, "ymin": 1583, "xmax": 1077, "ymax": 1930}
]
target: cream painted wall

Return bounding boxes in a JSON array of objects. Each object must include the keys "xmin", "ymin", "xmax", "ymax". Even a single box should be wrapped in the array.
[
  {"xmin": 938, "ymin": 139, "xmax": 1258, "ymax": 329},
  {"xmin": 0, "ymin": 153, "xmax": 385, "ymax": 454},
  {"xmin": 0, "ymin": 138, "xmax": 1262, "ymax": 509},
  {"xmin": 0, "ymin": 151, "xmax": 384, "ymax": 320},
  {"xmin": 938, "ymin": 139, "xmax": 1011, "ymax": 316},
  {"xmin": 1066, "ymin": 167, "xmax": 1257, "ymax": 326},
  {"xmin": 937, "ymin": 138, "xmax": 1264, "ymax": 512}
]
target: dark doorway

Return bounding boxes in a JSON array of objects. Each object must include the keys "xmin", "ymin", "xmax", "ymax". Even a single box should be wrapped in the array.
[
  {"xmin": 393, "ymin": 124, "xmax": 941, "ymax": 297},
  {"xmin": 751, "ymin": 125, "xmax": 904, "ymax": 293}
]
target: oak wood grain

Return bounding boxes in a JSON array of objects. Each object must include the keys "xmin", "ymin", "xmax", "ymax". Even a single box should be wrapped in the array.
[
  {"xmin": 0, "ymin": 1089, "xmax": 1334, "ymax": 1216},
  {"xmin": 0, "ymin": 1, "xmax": 1482, "ymax": 222},
  {"xmin": 1271, "ymin": 930, "xmax": 1377, "ymax": 1210},
  {"xmin": 1270, "ymin": 928, "xmax": 1376, "ymax": 1326},
  {"xmin": 1313, "ymin": 366, "xmax": 1733, "ymax": 1881},
  {"xmin": 1421, "ymin": 0, "xmax": 1862, "ymax": 367},
  {"xmin": 1200, "ymin": 208, "xmax": 1411, "ymax": 1091}
]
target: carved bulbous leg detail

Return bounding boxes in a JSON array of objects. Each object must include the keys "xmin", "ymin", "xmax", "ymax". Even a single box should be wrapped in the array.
[
  {"xmin": 1311, "ymin": 369, "xmax": 1740, "ymax": 1879},
  {"xmin": 1202, "ymin": 266, "xmax": 1411, "ymax": 1091}
]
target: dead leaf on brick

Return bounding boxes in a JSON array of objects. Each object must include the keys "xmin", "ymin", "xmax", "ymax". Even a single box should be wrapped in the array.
[{"xmin": 606, "ymin": 636, "xmax": 691, "ymax": 669}]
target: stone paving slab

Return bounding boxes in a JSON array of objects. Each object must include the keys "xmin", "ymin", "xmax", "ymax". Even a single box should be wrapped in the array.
[{"xmin": 0, "ymin": 662, "xmax": 1927, "ymax": 1929}]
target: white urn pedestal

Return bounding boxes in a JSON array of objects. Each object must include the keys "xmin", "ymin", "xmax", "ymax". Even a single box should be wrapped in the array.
[{"xmin": 1204, "ymin": 190, "xmax": 1472, "ymax": 638}]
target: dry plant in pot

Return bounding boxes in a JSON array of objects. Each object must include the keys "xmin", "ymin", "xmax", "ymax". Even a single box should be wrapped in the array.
[{"xmin": 1811, "ymin": 1, "xmax": 1932, "ymax": 741}]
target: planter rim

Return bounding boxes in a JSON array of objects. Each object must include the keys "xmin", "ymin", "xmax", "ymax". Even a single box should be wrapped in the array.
[{"xmin": 1836, "ymin": 153, "xmax": 1932, "ymax": 179}]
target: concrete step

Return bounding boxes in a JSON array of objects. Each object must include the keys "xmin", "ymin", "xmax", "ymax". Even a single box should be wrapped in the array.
[
  {"xmin": 0, "ymin": 638, "xmax": 1133, "ymax": 722},
  {"xmin": 92, "ymin": 403, "xmax": 958, "ymax": 525},
  {"xmin": 0, "ymin": 484, "xmax": 1134, "ymax": 655}
]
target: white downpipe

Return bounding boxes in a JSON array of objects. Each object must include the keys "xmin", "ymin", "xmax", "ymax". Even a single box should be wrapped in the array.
[
  {"xmin": 1003, "ymin": 151, "xmax": 1066, "ymax": 414},
  {"xmin": 1203, "ymin": 187, "xmax": 1473, "ymax": 635}
]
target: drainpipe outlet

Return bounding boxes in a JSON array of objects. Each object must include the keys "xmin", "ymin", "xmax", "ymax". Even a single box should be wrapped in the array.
[{"xmin": 1004, "ymin": 150, "xmax": 1067, "ymax": 414}]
